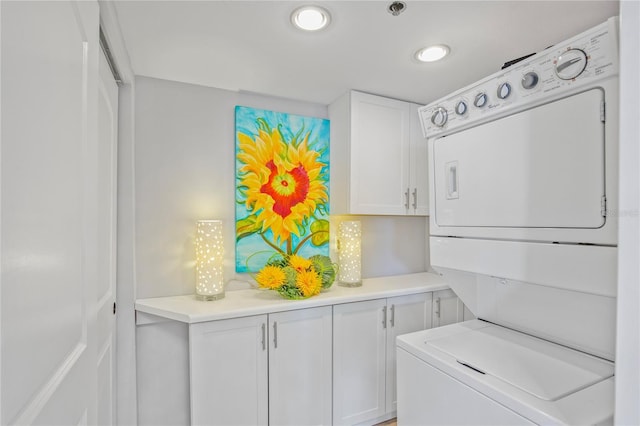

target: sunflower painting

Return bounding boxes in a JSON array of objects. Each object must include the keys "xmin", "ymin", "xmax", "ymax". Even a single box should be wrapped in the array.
[{"xmin": 235, "ymin": 106, "xmax": 330, "ymax": 273}]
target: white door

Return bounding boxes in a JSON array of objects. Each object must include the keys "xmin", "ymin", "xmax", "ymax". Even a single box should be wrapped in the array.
[
  {"xmin": 433, "ymin": 289, "xmax": 464, "ymax": 328},
  {"xmin": 189, "ymin": 315, "xmax": 269, "ymax": 426},
  {"xmin": 333, "ymin": 299, "xmax": 387, "ymax": 425},
  {"xmin": 433, "ymin": 89, "xmax": 605, "ymax": 228},
  {"xmin": 351, "ymin": 92, "xmax": 411, "ymax": 215},
  {"xmin": 1, "ymin": 1, "xmax": 100, "ymax": 424},
  {"xmin": 269, "ymin": 307, "xmax": 332, "ymax": 426},
  {"xmin": 96, "ymin": 48, "xmax": 119, "ymax": 425},
  {"xmin": 410, "ymin": 103, "xmax": 429, "ymax": 216},
  {"xmin": 385, "ymin": 293, "xmax": 432, "ymax": 412}
]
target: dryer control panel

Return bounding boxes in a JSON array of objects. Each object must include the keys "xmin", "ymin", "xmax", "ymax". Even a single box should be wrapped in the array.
[{"xmin": 419, "ymin": 17, "xmax": 618, "ymax": 138}]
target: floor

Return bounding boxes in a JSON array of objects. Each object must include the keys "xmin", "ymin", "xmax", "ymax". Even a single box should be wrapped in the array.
[{"xmin": 375, "ymin": 419, "xmax": 397, "ymax": 426}]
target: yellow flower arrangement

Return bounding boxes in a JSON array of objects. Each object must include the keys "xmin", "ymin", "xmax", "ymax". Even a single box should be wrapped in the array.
[{"xmin": 255, "ymin": 254, "xmax": 336, "ymax": 300}]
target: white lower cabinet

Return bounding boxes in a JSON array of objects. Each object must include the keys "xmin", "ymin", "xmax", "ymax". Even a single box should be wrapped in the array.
[
  {"xmin": 186, "ymin": 291, "xmax": 442, "ymax": 426},
  {"xmin": 189, "ymin": 306, "xmax": 332, "ymax": 426},
  {"xmin": 189, "ymin": 315, "xmax": 268, "ymax": 426},
  {"xmin": 333, "ymin": 293, "xmax": 432, "ymax": 425},
  {"xmin": 432, "ymin": 288, "xmax": 467, "ymax": 327},
  {"xmin": 269, "ymin": 307, "xmax": 333, "ymax": 426},
  {"xmin": 386, "ymin": 293, "xmax": 434, "ymax": 414}
]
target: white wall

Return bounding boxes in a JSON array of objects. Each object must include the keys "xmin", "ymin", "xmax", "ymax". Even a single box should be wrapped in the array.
[
  {"xmin": 615, "ymin": 2, "xmax": 640, "ymax": 424},
  {"xmin": 133, "ymin": 76, "xmax": 428, "ymax": 299}
]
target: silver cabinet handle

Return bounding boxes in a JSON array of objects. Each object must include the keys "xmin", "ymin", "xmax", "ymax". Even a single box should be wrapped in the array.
[
  {"xmin": 435, "ymin": 298, "xmax": 441, "ymax": 318},
  {"xmin": 273, "ymin": 321, "xmax": 278, "ymax": 349},
  {"xmin": 390, "ymin": 304, "xmax": 395, "ymax": 327},
  {"xmin": 404, "ymin": 189, "xmax": 410, "ymax": 209},
  {"xmin": 261, "ymin": 323, "xmax": 266, "ymax": 351},
  {"xmin": 412, "ymin": 188, "xmax": 418, "ymax": 210},
  {"xmin": 382, "ymin": 306, "xmax": 387, "ymax": 328}
]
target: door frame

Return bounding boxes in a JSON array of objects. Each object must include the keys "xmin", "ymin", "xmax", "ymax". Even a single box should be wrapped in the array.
[{"xmin": 97, "ymin": 2, "xmax": 137, "ymax": 424}]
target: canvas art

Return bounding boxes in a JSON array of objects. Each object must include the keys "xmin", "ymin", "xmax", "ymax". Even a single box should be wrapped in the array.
[{"xmin": 235, "ymin": 106, "xmax": 330, "ymax": 273}]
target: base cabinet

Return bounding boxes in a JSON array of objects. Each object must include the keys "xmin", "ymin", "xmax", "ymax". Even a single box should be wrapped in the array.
[
  {"xmin": 181, "ymin": 289, "xmax": 456, "ymax": 426},
  {"xmin": 333, "ymin": 293, "xmax": 432, "ymax": 425},
  {"xmin": 189, "ymin": 315, "xmax": 268, "ymax": 426},
  {"xmin": 432, "ymin": 288, "xmax": 470, "ymax": 327},
  {"xmin": 269, "ymin": 307, "xmax": 333, "ymax": 426},
  {"xmin": 189, "ymin": 306, "xmax": 332, "ymax": 426},
  {"xmin": 386, "ymin": 293, "xmax": 434, "ymax": 413}
]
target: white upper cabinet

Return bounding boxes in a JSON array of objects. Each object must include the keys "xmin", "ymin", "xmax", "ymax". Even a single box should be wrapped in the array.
[
  {"xmin": 410, "ymin": 103, "xmax": 429, "ymax": 215},
  {"xmin": 329, "ymin": 91, "xmax": 428, "ymax": 216}
]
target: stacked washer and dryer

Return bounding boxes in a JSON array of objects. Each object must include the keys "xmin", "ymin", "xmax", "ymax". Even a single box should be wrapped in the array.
[{"xmin": 397, "ymin": 17, "xmax": 619, "ymax": 425}]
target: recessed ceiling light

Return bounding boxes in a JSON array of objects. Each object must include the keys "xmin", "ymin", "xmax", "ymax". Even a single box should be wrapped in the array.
[
  {"xmin": 415, "ymin": 45, "xmax": 450, "ymax": 62},
  {"xmin": 291, "ymin": 6, "xmax": 331, "ymax": 31}
]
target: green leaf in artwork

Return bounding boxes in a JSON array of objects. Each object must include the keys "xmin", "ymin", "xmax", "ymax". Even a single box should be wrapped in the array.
[
  {"xmin": 236, "ymin": 214, "xmax": 262, "ymax": 241},
  {"xmin": 310, "ymin": 219, "xmax": 330, "ymax": 246}
]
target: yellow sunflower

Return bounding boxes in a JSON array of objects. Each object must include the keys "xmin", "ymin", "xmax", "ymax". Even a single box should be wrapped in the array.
[
  {"xmin": 288, "ymin": 254, "xmax": 312, "ymax": 272},
  {"xmin": 237, "ymin": 128, "xmax": 328, "ymax": 244},
  {"xmin": 295, "ymin": 269, "xmax": 322, "ymax": 298},
  {"xmin": 255, "ymin": 265, "xmax": 286, "ymax": 290}
]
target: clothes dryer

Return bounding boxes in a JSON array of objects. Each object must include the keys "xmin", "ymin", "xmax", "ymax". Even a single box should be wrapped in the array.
[{"xmin": 398, "ymin": 17, "xmax": 619, "ymax": 425}]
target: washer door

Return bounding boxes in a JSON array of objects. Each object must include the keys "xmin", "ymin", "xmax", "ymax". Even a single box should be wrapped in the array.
[{"xmin": 433, "ymin": 89, "xmax": 605, "ymax": 229}]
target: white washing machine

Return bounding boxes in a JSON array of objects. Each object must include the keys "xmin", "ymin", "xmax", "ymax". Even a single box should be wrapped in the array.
[{"xmin": 397, "ymin": 17, "xmax": 618, "ymax": 425}]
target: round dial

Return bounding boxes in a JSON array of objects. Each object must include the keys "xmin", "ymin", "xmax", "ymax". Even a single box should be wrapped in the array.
[
  {"xmin": 455, "ymin": 100, "xmax": 468, "ymax": 116},
  {"xmin": 474, "ymin": 92, "xmax": 488, "ymax": 108},
  {"xmin": 521, "ymin": 71, "xmax": 539, "ymax": 89},
  {"xmin": 497, "ymin": 82, "xmax": 512, "ymax": 100},
  {"xmin": 431, "ymin": 107, "xmax": 448, "ymax": 127},
  {"xmin": 555, "ymin": 48, "xmax": 588, "ymax": 80}
]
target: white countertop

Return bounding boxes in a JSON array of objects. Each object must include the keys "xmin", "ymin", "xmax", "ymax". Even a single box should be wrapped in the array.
[{"xmin": 135, "ymin": 272, "xmax": 448, "ymax": 324}]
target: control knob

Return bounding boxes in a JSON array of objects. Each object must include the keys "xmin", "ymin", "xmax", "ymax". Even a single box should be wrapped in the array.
[
  {"xmin": 431, "ymin": 107, "xmax": 448, "ymax": 127},
  {"xmin": 497, "ymin": 82, "xmax": 511, "ymax": 99},
  {"xmin": 474, "ymin": 92, "xmax": 488, "ymax": 108},
  {"xmin": 521, "ymin": 71, "xmax": 539, "ymax": 89},
  {"xmin": 455, "ymin": 100, "xmax": 468, "ymax": 116},
  {"xmin": 555, "ymin": 48, "xmax": 588, "ymax": 80}
]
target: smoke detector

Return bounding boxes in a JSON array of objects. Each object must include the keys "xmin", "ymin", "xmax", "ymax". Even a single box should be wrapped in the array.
[{"xmin": 387, "ymin": 1, "xmax": 407, "ymax": 16}]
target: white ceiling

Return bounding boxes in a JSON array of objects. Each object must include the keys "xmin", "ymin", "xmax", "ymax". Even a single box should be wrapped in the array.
[{"xmin": 113, "ymin": 0, "xmax": 619, "ymax": 106}]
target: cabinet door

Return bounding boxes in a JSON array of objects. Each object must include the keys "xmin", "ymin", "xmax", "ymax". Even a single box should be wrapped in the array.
[
  {"xmin": 269, "ymin": 307, "xmax": 332, "ymax": 426},
  {"xmin": 333, "ymin": 299, "xmax": 388, "ymax": 425},
  {"xmin": 386, "ymin": 293, "xmax": 432, "ymax": 413},
  {"xmin": 189, "ymin": 315, "xmax": 268, "ymax": 426},
  {"xmin": 432, "ymin": 289, "xmax": 465, "ymax": 327},
  {"xmin": 410, "ymin": 103, "xmax": 429, "ymax": 216},
  {"xmin": 350, "ymin": 91, "xmax": 411, "ymax": 215}
]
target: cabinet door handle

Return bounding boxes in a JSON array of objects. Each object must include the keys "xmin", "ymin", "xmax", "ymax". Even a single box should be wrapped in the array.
[
  {"xmin": 412, "ymin": 188, "xmax": 418, "ymax": 210},
  {"xmin": 390, "ymin": 304, "xmax": 395, "ymax": 327},
  {"xmin": 273, "ymin": 321, "xmax": 278, "ymax": 349},
  {"xmin": 382, "ymin": 306, "xmax": 387, "ymax": 328},
  {"xmin": 404, "ymin": 189, "xmax": 410, "ymax": 210},
  {"xmin": 261, "ymin": 323, "xmax": 266, "ymax": 351},
  {"xmin": 435, "ymin": 298, "xmax": 441, "ymax": 318}
]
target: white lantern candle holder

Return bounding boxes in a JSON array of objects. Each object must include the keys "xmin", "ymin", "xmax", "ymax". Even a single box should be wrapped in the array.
[
  {"xmin": 338, "ymin": 220, "xmax": 362, "ymax": 287},
  {"xmin": 195, "ymin": 220, "xmax": 225, "ymax": 300}
]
